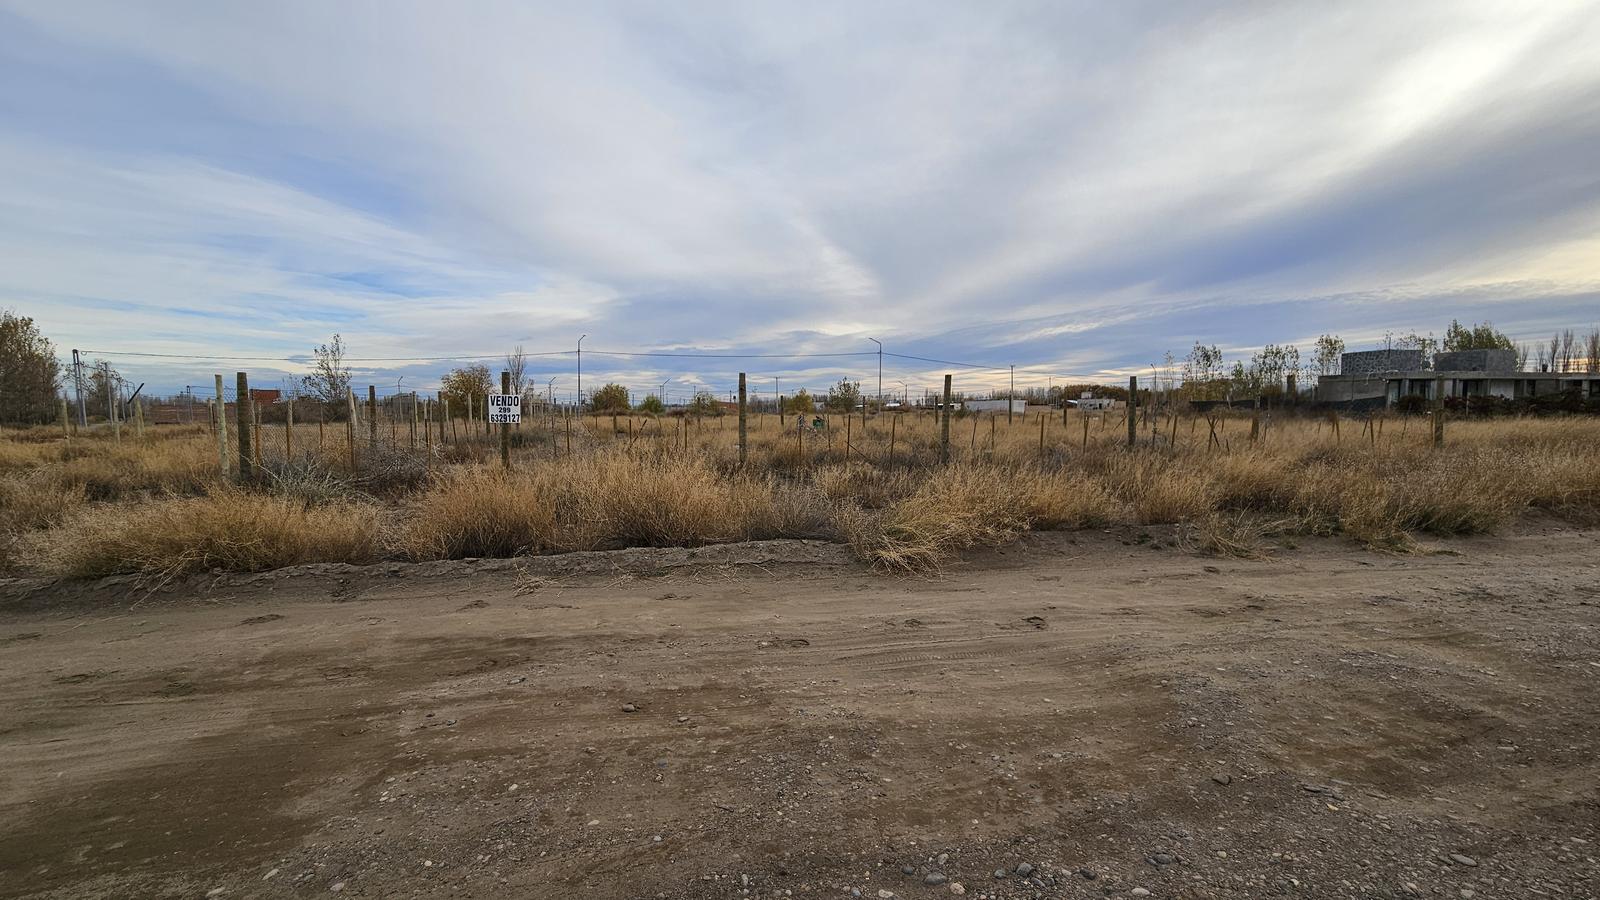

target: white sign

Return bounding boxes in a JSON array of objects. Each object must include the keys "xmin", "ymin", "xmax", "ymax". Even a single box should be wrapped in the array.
[{"xmin": 487, "ymin": 393, "xmax": 522, "ymax": 424}]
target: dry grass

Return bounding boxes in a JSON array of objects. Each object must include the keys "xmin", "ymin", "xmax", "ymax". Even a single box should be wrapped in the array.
[
  {"xmin": 8, "ymin": 410, "xmax": 1600, "ymax": 578},
  {"xmin": 30, "ymin": 489, "xmax": 382, "ymax": 581}
]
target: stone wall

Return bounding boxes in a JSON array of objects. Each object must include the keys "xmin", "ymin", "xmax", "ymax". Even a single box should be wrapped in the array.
[
  {"xmin": 1340, "ymin": 349, "xmax": 1424, "ymax": 375},
  {"xmin": 1432, "ymin": 349, "xmax": 1518, "ymax": 372}
]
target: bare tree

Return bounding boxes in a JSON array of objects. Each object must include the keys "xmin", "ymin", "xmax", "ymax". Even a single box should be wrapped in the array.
[
  {"xmin": 1548, "ymin": 333, "xmax": 1562, "ymax": 373},
  {"xmin": 506, "ymin": 345, "xmax": 528, "ymax": 395},
  {"xmin": 301, "ymin": 334, "xmax": 353, "ymax": 409},
  {"xmin": 1515, "ymin": 341, "xmax": 1530, "ymax": 371},
  {"xmin": 1559, "ymin": 329, "xmax": 1576, "ymax": 374},
  {"xmin": 1587, "ymin": 328, "xmax": 1600, "ymax": 374}
]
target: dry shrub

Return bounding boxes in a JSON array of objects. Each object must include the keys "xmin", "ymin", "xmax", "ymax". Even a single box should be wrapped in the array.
[
  {"xmin": 1014, "ymin": 469, "xmax": 1125, "ymax": 529},
  {"xmin": 399, "ymin": 468, "xmax": 559, "ymax": 559},
  {"xmin": 401, "ymin": 454, "xmax": 837, "ymax": 560},
  {"xmin": 31, "ymin": 490, "xmax": 382, "ymax": 580},
  {"xmin": 844, "ymin": 466, "xmax": 1032, "ymax": 572},
  {"xmin": 1097, "ymin": 454, "xmax": 1217, "ymax": 524},
  {"xmin": 1183, "ymin": 512, "xmax": 1281, "ymax": 559}
]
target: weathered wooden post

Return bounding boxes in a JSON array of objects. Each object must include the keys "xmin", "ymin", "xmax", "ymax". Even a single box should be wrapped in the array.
[
  {"xmin": 214, "ymin": 375, "xmax": 229, "ymax": 478},
  {"xmin": 1127, "ymin": 376, "xmax": 1138, "ymax": 449},
  {"xmin": 737, "ymin": 372, "xmax": 748, "ymax": 466},
  {"xmin": 940, "ymin": 374, "xmax": 952, "ymax": 464},
  {"xmin": 236, "ymin": 372, "xmax": 252, "ymax": 482},
  {"xmin": 285, "ymin": 394, "xmax": 294, "ymax": 460},
  {"xmin": 367, "ymin": 385, "xmax": 377, "ymax": 448},
  {"xmin": 500, "ymin": 370, "xmax": 512, "ymax": 469},
  {"xmin": 59, "ymin": 396, "xmax": 70, "ymax": 447},
  {"xmin": 346, "ymin": 389, "xmax": 359, "ymax": 473}
]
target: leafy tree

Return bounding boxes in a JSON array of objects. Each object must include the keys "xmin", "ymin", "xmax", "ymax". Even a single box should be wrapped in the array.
[
  {"xmin": 590, "ymin": 382, "xmax": 630, "ymax": 413},
  {"xmin": 1312, "ymin": 334, "xmax": 1344, "ymax": 376},
  {"xmin": 440, "ymin": 364, "xmax": 494, "ymax": 413},
  {"xmin": 785, "ymin": 389, "xmax": 815, "ymax": 414},
  {"xmin": 1182, "ymin": 343, "xmax": 1225, "ymax": 400},
  {"xmin": 0, "ymin": 310, "xmax": 61, "ymax": 424},
  {"xmin": 300, "ymin": 334, "xmax": 353, "ymax": 410},
  {"xmin": 635, "ymin": 394, "xmax": 665, "ymax": 415},
  {"xmin": 687, "ymin": 392, "xmax": 722, "ymax": 416},
  {"xmin": 1252, "ymin": 343, "xmax": 1300, "ymax": 395},
  {"xmin": 1442, "ymin": 320, "xmax": 1514, "ymax": 352},
  {"xmin": 825, "ymin": 378, "xmax": 861, "ymax": 412}
]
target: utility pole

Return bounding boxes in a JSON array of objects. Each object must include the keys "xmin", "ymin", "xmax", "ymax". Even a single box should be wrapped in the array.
[
  {"xmin": 868, "ymin": 338, "xmax": 882, "ymax": 408},
  {"xmin": 71, "ymin": 349, "xmax": 87, "ymax": 426},
  {"xmin": 576, "ymin": 334, "xmax": 586, "ymax": 412}
]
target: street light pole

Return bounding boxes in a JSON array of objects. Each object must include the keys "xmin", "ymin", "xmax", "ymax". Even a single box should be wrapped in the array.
[
  {"xmin": 867, "ymin": 338, "xmax": 882, "ymax": 408},
  {"xmin": 659, "ymin": 378, "xmax": 669, "ymax": 406}
]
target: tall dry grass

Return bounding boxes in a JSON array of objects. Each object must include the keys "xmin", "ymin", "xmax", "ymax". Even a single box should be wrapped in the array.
[
  {"xmin": 8, "ymin": 409, "xmax": 1600, "ymax": 577},
  {"xmin": 29, "ymin": 489, "xmax": 382, "ymax": 581}
]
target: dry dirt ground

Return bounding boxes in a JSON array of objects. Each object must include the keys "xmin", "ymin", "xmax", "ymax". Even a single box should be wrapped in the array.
[{"xmin": 2, "ymin": 525, "xmax": 1597, "ymax": 900}]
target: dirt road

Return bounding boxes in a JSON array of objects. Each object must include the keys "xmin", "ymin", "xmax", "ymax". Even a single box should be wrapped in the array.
[{"xmin": 2, "ymin": 526, "xmax": 1597, "ymax": 899}]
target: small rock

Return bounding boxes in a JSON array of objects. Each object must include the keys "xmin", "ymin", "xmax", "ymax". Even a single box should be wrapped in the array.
[
  {"xmin": 1449, "ymin": 853, "xmax": 1478, "ymax": 867},
  {"xmin": 263, "ymin": 869, "xmax": 279, "ymax": 881},
  {"xmin": 1131, "ymin": 890, "xmax": 1151, "ymax": 898},
  {"xmin": 1212, "ymin": 773, "xmax": 1232, "ymax": 785},
  {"xmin": 1078, "ymin": 868, "xmax": 1097, "ymax": 880},
  {"xmin": 924, "ymin": 872, "xmax": 947, "ymax": 886},
  {"xmin": 677, "ymin": 716, "xmax": 689, "ymax": 723},
  {"xmin": 877, "ymin": 891, "xmax": 896, "ymax": 899},
  {"xmin": 622, "ymin": 703, "xmax": 638, "ymax": 713},
  {"xmin": 993, "ymin": 869, "xmax": 1007, "ymax": 879},
  {"xmin": 1015, "ymin": 863, "xmax": 1034, "ymax": 877},
  {"xmin": 949, "ymin": 884, "xmax": 965, "ymax": 896},
  {"xmin": 586, "ymin": 819, "xmax": 600, "ymax": 826},
  {"xmin": 206, "ymin": 891, "xmax": 225, "ymax": 898},
  {"xmin": 330, "ymin": 884, "xmax": 346, "ymax": 894},
  {"xmin": 935, "ymin": 853, "xmax": 949, "ymax": 867},
  {"xmin": 1149, "ymin": 853, "xmax": 1176, "ymax": 866},
  {"xmin": 901, "ymin": 865, "xmax": 916, "ymax": 876},
  {"xmin": 509, "ymin": 675, "xmax": 526, "ymax": 684}
]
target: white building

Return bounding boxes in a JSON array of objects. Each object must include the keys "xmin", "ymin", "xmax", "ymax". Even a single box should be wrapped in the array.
[{"xmin": 964, "ymin": 398, "xmax": 1028, "ymax": 415}]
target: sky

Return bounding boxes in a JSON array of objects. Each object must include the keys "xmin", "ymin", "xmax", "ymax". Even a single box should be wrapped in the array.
[{"xmin": 3, "ymin": 0, "xmax": 1599, "ymax": 402}]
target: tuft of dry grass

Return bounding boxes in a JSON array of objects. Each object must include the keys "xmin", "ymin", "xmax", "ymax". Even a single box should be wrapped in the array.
[
  {"xmin": 842, "ymin": 466, "xmax": 1034, "ymax": 572},
  {"xmin": 29, "ymin": 490, "xmax": 382, "ymax": 581}
]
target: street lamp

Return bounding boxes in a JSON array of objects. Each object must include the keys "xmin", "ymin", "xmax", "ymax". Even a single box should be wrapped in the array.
[
  {"xmin": 867, "ymin": 337, "xmax": 882, "ymax": 408},
  {"xmin": 576, "ymin": 334, "xmax": 586, "ymax": 411}
]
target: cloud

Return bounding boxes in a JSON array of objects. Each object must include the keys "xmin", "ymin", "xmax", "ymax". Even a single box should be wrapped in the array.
[{"xmin": 2, "ymin": 0, "xmax": 1598, "ymax": 397}]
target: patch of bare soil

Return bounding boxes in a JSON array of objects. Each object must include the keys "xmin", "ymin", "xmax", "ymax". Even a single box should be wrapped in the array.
[{"xmin": 1, "ymin": 526, "xmax": 1596, "ymax": 899}]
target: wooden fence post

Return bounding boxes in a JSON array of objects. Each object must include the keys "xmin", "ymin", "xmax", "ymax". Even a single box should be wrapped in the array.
[
  {"xmin": 347, "ymin": 389, "xmax": 359, "ymax": 473},
  {"xmin": 236, "ymin": 372, "xmax": 252, "ymax": 482},
  {"xmin": 285, "ymin": 395, "xmax": 294, "ymax": 460},
  {"xmin": 59, "ymin": 396, "xmax": 70, "ymax": 448},
  {"xmin": 368, "ymin": 385, "xmax": 377, "ymax": 448},
  {"xmin": 500, "ymin": 371, "xmax": 511, "ymax": 469},
  {"xmin": 214, "ymin": 375, "xmax": 229, "ymax": 478},
  {"xmin": 1127, "ymin": 376, "xmax": 1138, "ymax": 449},
  {"xmin": 940, "ymin": 374, "xmax": 952, "ymax": 464},
  {"xmin": 737, "ymin": 373, "xmax": 748, "ymax": 466}
]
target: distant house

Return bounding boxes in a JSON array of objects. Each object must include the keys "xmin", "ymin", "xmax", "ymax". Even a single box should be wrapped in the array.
[
  {"xmin": 1315, "ymin": 349, "xmax": 1600, "ymax": 408},
  {"xmin": 1076, "ymin": 391, "xmax": 1118, "ymax": 411},
  {"xmin": 249, "ymin": 389, "xmax": 282, "ymax": 404}
]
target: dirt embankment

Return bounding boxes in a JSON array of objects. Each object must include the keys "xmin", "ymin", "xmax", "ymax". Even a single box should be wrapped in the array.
[{"xmin": 1, "ymin": 525, "xmax": 1597, "ymax": 899}]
